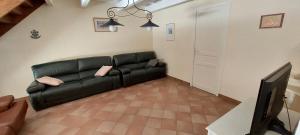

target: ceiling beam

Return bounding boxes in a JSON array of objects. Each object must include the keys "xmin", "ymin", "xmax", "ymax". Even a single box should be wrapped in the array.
[
  {"xmin": 23, "ymin": 0, "xmax": 34, "ymax": 7},
  {"xmin": 0, "ymin": 15, "xmax": 13, "ymax": 23},
  {"xmin": 11, "ymin": 7, "xmax": 23, "ymax": 15},
  {"xmin": 117, "ymin": 0, "xmax": 143, "ymax": 7},
  {"xmin": 81, "ymin": 0, "xmax": 90, "ymax": 8},
  {"xmin": 45, "ymin": 0, "xmax": 54, "ymax": 6},
  {"xmin": 145, "ymin": 0, "xmax": 193, "ymax": 12}
]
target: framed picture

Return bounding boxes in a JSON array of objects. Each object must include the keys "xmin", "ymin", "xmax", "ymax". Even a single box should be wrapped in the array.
[
  {"xmin": 259, "ymin": 13, "xmax": 285, "ymax": 29},
  {"xmin": 93, "ymin": 18, "xmax": 117, "ymax": 32},
  {"xmin": 166, "ymin": 23, "xmax": 175, "ymax": 41}
]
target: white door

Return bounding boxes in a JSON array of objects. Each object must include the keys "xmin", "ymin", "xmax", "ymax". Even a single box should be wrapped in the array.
[{"xmin": 192, "ymin": 2, "xmax": 230, "ymax": 95}]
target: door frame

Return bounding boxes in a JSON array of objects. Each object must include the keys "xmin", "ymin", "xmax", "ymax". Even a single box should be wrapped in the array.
[{"xmin": 191, "ymin": 1, "xmax": 231, "ymax": 96}]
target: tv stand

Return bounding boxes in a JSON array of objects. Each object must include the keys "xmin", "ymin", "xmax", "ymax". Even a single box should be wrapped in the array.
[
  {"xmin": 269, "ymin": 117, "xmax": 292, "ymax": 135},
  {"xmin": 206, "ymin": 98, "xmax": 300, "ymax": 135}
]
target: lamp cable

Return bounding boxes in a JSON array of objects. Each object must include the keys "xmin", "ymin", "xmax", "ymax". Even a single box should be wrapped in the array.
[{"xmin": 283, "ymin": 96, "xmax": 292, "ymax": 132}]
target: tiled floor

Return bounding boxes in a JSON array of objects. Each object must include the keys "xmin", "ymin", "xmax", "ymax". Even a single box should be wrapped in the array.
[{"xmin": 20, "ymin": 77, "xmax": 237, "ymax": 135}]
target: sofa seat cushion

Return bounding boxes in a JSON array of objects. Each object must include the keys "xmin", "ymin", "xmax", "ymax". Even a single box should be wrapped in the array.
[
  {"xmin": 81, "ymin": 76, "xmax": 113, "ymax": 92},
  {"xmin": 120, "ymin": 62, "xmax": 147, "ymax": 70},
  {"xmin": 145, "ymin": 67, "xmax": 166, "ymax": 80},
  {"xmin": 0, "ymin": 96, "xmax": 14, "ymax": 113},
  {"xmin": 131, "ymin": 69, "xmax": 146, "ymax": 77},
  {"xmin": 54, "ymin": 74, "xmax": 80, "ymax": 83},
  {"xmin": 0, "ymin": 126, "xmax": 15, "ymax": 135},
  {"xmin": 79, "ymin": 70, "xmax": 98, "ymax": 79},
  {"xmin": 129, "ymin": 69, "xmax": 147, "ymax": 84},
  {"xmin": 0, "ymin": 101, "xmax": 28, "ymax": 133},
  {"xmin": 42, "ymin": 82, "xmax": 82, "ymax": 102},
  {"xmin": 146, "ymin": 67, "xmax": 165, "ymax": 73}
]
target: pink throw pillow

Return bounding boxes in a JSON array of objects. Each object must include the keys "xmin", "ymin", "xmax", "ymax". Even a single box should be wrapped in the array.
[
  {"xmin": 95, "ymin": 66, "xmax": 112, "ymax": 77},
  {"xmin": 36, "ymin": 76, "xmax": 64, "ymax": 86}
]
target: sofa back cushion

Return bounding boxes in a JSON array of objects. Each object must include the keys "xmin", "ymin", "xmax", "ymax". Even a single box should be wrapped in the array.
[
  {"xmin": 78, "ymin": 56, "xmax": 112, "ymax": 79},
  {"xmin": 0, "ymin": 95, "xmax": 14, "ymax": 113},
  {"xmin": 78, "ymin": 56, "xmax": 112, "ymax": 72},
  {"xmin": 32, "ymin": 60, "xmax": 79, "ymax": 79},
  {"xmin": 54, "ymin": 74, "xmax": 80, "ymax": 83},
  {"xmin": 136, "ymin": 51, "xmax": 156, "ymax": 63},
  {"xmin": 79, "ymin": 70, "xmax": 98, "ymax": 79},
  {"xmin": 113, "ymin": 53, "xmax": 137, "ymax": 67},
  {"xmin": 120, "ymin": 62, "xmax": 147, "ymax": 70}
]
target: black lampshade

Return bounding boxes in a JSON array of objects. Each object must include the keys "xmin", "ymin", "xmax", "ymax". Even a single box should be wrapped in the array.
[
  {"xmin": 141, "ymin": 20, "xmax": 159, "ymax": 28},
  {"xmin": 102, "ymin": 18, "xmax": 124, "ymax": 27}
]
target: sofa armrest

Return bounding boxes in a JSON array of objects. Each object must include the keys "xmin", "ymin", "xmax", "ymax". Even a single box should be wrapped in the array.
[
  {"xmin": 0, "ymin": 100, "xmax": 28, "ymax": 132},
  {"xmin": 26, "ymin": 81, "xmax": 45, "ymax": 94},
  {"xmin": 0, "ymin": 95, "xmax": 14, "ymax": 113},
  {"xmin": 0, "ymin": 126, "xmax": 15, "ymax": 135},
  {"xmin": 108, "ymin": 69, "xmax": 120, "ymax": 76},
  {"xmin": 157, "ymin": 62, "xmax": 166, "ymax": 67},
  {"xmin": 119, "ymin": 68, "xmax": 131, "ymax": 74}
]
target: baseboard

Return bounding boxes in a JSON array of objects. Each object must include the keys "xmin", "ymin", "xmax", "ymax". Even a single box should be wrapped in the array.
[
  {"xmin": 15, "ymin": 96, "xmax": 28, "ymax": 102},
  {"xmin": 167, "ymin": 75, "xmax": 190, "ymax": 86},
  {"xmin": 219, "ymin": 94, "xmax": 241, "ymax": 105}
]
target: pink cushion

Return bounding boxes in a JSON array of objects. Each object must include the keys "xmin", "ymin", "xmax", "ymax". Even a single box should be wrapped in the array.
[
  {"xmin": 36, "ymin": 76, "xmax": 64, "ymax": 86},
  {"xmin": 95, "ymin": 66, "xmax": 112, "ymax": 77}
]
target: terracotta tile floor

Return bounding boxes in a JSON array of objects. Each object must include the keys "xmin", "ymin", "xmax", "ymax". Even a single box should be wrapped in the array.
[{"xmin": 20, "ymin": 77, "xmax": 237, "ymax": 135}]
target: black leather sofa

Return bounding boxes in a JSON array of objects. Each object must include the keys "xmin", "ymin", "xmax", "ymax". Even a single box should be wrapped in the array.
[
  {"xmin": 26, "ymin": 56, "xmax": 121, "ymax": 111},
  {"xmin": 113, "ymin": 51, "xmax": 167, "ymax": 86}
]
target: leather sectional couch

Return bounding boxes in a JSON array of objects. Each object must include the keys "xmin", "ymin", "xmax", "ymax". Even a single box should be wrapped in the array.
[
  {"xmin": 27, "ymin": 56, "xmax": 121, "ymax": 111},
  {"xmin": 27, "ymin": 51, "xmax": 166, "ymax": 110},
  {"xmin": 113, "ymin": 51, "xmax": 167, "ymax": 86},
  {"xmin": 0, "ymin": 95, "xmax": 28, "ymax": 135}
]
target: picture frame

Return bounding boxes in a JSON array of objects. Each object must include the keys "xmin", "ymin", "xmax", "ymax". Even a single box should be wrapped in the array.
[
  {"xmin": 259, "ymin": 13, "xmax": 285, "ymax": 29},
  {"xmin": 93, "ymin": 17, "xmax": 117, "ymax": 32},
  {"xmin": 166, "ymin": 23, "xmax": 175, "ymax": 41}
]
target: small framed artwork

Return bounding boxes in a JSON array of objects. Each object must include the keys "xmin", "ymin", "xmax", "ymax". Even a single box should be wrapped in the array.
[
  {"xmin": 166, "ymin": 23, "xmax": 175, "ymax": 41},
  {"xmin": 93, "ymin": 17, "xmax": 117, "ymax": 32},
  {"xmin": 259, "ymin": 13, "xmax": 285, "ymax": 29}
]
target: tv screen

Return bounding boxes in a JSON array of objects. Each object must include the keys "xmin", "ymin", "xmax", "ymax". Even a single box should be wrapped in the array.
[{"xmin": 248, "ymin": 63, "xmax": 292, "ymax": 135}]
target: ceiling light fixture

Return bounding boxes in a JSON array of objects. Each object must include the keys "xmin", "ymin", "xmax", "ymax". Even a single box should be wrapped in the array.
[{"xmin": 102, "ymin": 0, "xmax": 159, "ymax": 32}]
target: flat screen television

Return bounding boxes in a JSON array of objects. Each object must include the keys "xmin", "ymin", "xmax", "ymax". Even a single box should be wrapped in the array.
[{"xmin": 248, "ymin": 63, "xmax": 292, "ymax": 135}]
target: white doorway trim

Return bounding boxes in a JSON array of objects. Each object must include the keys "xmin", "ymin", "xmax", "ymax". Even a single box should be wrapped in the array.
[{"xmin": 191, "ymin": 0, "xmax": 231, "ymax": 96}]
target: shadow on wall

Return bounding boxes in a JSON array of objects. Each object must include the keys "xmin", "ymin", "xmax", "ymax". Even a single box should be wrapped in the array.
[{"xmin": 288, "ymin": 43, "xmax": 300, "ymax": 73}]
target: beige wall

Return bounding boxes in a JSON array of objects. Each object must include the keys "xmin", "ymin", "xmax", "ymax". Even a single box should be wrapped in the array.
[
  {"xmin": 153, "ymin": 0, "xmax": 215, "ymax": 83},
  {"xmin": 153, "ymin": 0, "xmax": 300, "ymax": 101},
  {"xmin": 0, "ymin": 0, "xmax": 153, "ymax": 98}
]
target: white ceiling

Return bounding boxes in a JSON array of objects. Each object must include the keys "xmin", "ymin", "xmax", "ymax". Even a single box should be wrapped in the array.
[{"xmin": 83, "ymin": 0, "xmax": 193, "ymax": 12}]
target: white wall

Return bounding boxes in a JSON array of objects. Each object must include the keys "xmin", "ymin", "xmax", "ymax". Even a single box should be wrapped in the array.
[
  {"xmin": 0, "ymin": 0, "xmax": 153, "ymax": 98},
  {"xmin": 153, "ymin": 0, "xmax": 300, "ymax": 101},
  {"xmin": 221, "ymin": 0, "xmax": 300, "ymax": 101}
]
